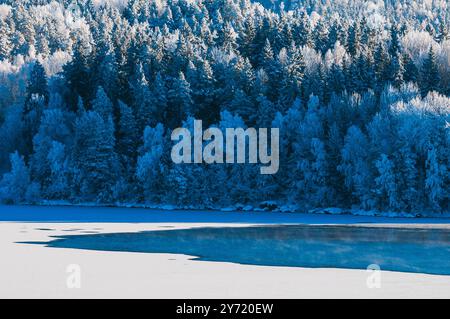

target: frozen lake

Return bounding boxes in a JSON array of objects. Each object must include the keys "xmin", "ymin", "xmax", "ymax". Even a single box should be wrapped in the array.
[
  {"xmin": 4, "ymin": 205, "xmax": 450, "ymax": 276},
  {"xmin": 2, "ymin": 206, "xmax": 450, "ymax": 297}
]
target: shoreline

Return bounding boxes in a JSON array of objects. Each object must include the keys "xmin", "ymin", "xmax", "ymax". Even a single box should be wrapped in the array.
[
  {"xmin": 3, "ymin": 203, "xmax": 450, "ymax": 219},
  {"xmin": 1, "ymin": 205, "xmax": 450, "ymax": 224}
]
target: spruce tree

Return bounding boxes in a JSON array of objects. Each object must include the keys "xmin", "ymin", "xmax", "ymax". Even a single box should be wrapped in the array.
[
  {"xmin": 420, "ymin": 47, "xmax": 440, "ymax": 96},
  {"xmin": 117, "ymin": 101, "xmax": 139, "ymax": 167},
  {"xmin": 92, "ymin": 86, "xmax": 114, "ymax": 122},
  {"xmin": 403, "ymin": 53, "xmax": 418, "ymax": 83},
  {"xmin": 390, "ymin": 52, "xmax": 405, "ymax": 88},
  {"xmin": 0, "ymin": 152, "xmax": 30, "ymax": 204},
  {"xmin": 375, "ymin": 154, "xmax": 399, "ymax": 210},
  {"xmin": 347, "ymin": 21, "xmax": 361, "ymax": 57},
  {"xmin": 0, "ymin": 18, "xmax": 13, "ymax": 61},
  {"xmin": 26, "ymin": 61, "xmax": 49, "ymax": 105},
  {"xmin": 136, "ymin": 123, "xmax": 165, "ymax": 203},
  {"xmin": 167, "ymin": 72, "xmax": 192, "ymax": 128},
  {"xmin": 73, "ymin": 111, "xmax": 118, "ymax": 202},
  {"xmin": 63, "ymin": 40, "xmax": 96, "ymax": 111},
  {"xmin": 435, "ymin": 18, "xmax": 449, "ymax": 43},
  {"xmin": 425, "ymin": 146, "xmax": 446, "ymax": 211}
]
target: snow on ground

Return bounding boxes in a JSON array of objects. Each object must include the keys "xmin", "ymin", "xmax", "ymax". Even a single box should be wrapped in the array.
[{"xmin": 0, "ymin": 222, "xmax": 449, "ymax": 299}]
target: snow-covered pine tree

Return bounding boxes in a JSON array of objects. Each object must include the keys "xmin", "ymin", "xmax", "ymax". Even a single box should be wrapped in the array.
[
  {"xmin": 72, "ymin": 111, "xmax": 118, "ymax": 202},
  {"xmin": 0, "ymin": 152, "xmax": 30, "ymax": 204},
  {"xmin": 136, "ymin": 123, "xmax": 165, "ymax": 203},
  {"xmin": 420, "ymin": 46, "xmax": 440, "ymax": 97}
]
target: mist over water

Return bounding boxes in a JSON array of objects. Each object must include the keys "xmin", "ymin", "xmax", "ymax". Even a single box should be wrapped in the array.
[{"xmin": 36, "ymin": 225, "xmax": 450, "ymax": 275}]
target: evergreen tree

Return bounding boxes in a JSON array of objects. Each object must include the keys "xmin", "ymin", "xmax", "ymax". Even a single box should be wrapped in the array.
[
  {"xmin": 72, "ymin": 111, "xmax": 118, "ymax": 202},
  {"xmin": 260, "ymin": 38, "xmax": 274, "ymax": 68},
  {"xmin": 117, "ymin": 101, "xmax": 139, "ymax": 168},
  {"xmin": 30, "ymin": 109, "xmax": 70, "ymax": 192},
  {"xmin": 396, "ymin": 142, "xmax": 419, "ymax": 211},
  {"xmin": 389, "ymin": 24, "xmax": 401, "ymax": 57},
  {"xmin": 22, "ymin": 61, "xmax": 49, "ymax": 158},
  {"xmin": 374, "ymin": 42, "xmax": 389, "ymax": 90},
  {"xmin": 11, "ymin": 3, "xmax": 35, "ymax": 55},
  {"xmin": 374, "ymin": 154, "xmax": 399, "ymax": 210},
  {"xmin": 297, "ymin": 137, "xmax": 331, "ymax": 208},
  {"xmin": 131, "ymin": 64, "xmax": 156, "ymax": 130},
  {"xmin": 96, "ymin": 44, "xmax": 120, "ymax": 101},
  {"xmin": 221, "ymin": 22, "xmax": 238, "ymax": 53},
  {"xmin": 46, "ymin": 141, "xmax": 69, "ymax": 199},
  {"xmin": 0, "ymin": 152, "xmax": 30, "ymax": 204},
  {"xmin": 136, "ymin": 123, "xmax": 165, "ymax": 203},
  {"xmin": 390, "ymin": 52, "xmax": 405, "ymax": 88},
  {"xmin": 26, "ymin": 61, "xmax": 49, "ymax": 104},
  {"xmin": 293, "ymin": 9, "xmax": 312, "ymax": 47},
  {"xmin": 92, "ymin": 86, "xmax": 114, "ymax": 122},
  {"xmin": 240, "ymin": 17, "xmax": 257, "ymax": 61},
  {"xmin": 63, "ymin": 40, "xmax": 96, "ymax": 111},
  {"xmin": 403, "ymin": 53, "xmax": 419, "ymax": 83},
  {"xmin": 151, "ymin": 72, "xmax": 169, "ymax": 125},
  {"xmin": 347, "ymin": 21, "xmax": 361, "ymax": 57},
  {"xmin": 167, "ymin": 72, "xmax": 193, "ymax": 128},
  {"xmin": 420, "ymin": 46, "xmax": 440, "ymax": 96},
  {"xmin": 425, "ymin": 145, "xmax": 446, "ymax": 211},
  {"xmin": 328, "ymin": 63, "xmax": 346, "ymax": 95},
  {"xmin": 435, "ymin": 18, "xmax": 449, "ymax": 43},
  {"xmin": 227, "ymin": 89, "xmax": 254, "ymax": 123},
  {"xmin": 338, "ymin": 126, "xmax": 374, "ymax": 209},
  {"xmin": 280, "ymin": 42, "xmax": 305, "ymax": 108},
  {"xmin": 189, "ymin": 60, "xmax": 217, "ymax": 123},
  {"xmin": 314, "ymin": 19, "xmax": 330, "ymax": 54},
  {"xmin": 0, "ymin": 18, "xmax": 13, "ymax": 61},
  {"xmin": 256, "ymin": 95, "xmax": 275, "ymax": 127}
]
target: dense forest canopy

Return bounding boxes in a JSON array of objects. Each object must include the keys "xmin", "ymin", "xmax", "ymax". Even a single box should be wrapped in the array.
[{"xmin": 0, "ymin": 0, "xmax": 448, "ymax": 214}]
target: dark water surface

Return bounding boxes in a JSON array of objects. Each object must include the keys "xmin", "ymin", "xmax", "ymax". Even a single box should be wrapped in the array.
[
  {"xmin": 2, "ymin": 205, "xmax": 449, "ymax": 224},
  {"xmin": 33, "ymin": 225, "xmax": 450, "ymax": 275}
]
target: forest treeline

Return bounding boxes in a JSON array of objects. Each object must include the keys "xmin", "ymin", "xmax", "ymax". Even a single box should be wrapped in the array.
[{"xmin": 0, "ymin": 0, "xmax": 448, "ymax": 213}]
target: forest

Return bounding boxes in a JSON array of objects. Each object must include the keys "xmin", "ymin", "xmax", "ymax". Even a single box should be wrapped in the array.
[{"xmin": 0, "ymin": 0, "xmax": 448, "ymax": 214}]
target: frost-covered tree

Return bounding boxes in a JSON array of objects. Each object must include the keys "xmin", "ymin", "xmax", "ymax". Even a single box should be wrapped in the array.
[
  {"xmin": 0, "ymin": 0, "xmax": 448, "ymax": 213},
  {"xmin": 297, "ymin": 137, "xmax": 331, "ymax": 208},
  {"xmin": 374, "ymin": 154, "xmax": 399, "ymax": 210},
  {"xmin": 0, "ymin": 152, "xmax": 30, "ymax": 204},
  {"xmin": 167, "ymin": 72, "xmax": 192, "ymax": 128},
  {"xmin": 425, "ymin": 146, "xmax": 447, "ymax": 211},
  {"xmin": 72, "ymin": 111, "xmax": 118, "ymax": 202},
  {"xmin": 136, "ymin": 123, "xmax": 165, "ymax": 203},
  {"xmin": 30, "ymin": 109, "xmax": 70, "ymax": 191},
  {"xmin": 435, "ymin": 18, "xmax": 449, "ymax": 43},
  {"xmin": 63, "ymin": 40, "xmax": 96, "ymax": 111},
  {"xmin": 46, "ymin": 141, "xmax": 69, "ymax": 199},
  {"xmin": 0, "ymin": 18, "xmax": 13, "ymax": 61},
  {"xmin": 92, "ymin": 86, "xmax": 114, "ymax": 122},
  {"xmin": 420, "ymin": 47, "xmax": 440, "ymax": 96},
  {"xmin": 339, "ymin": 126, "xmax": 374, "ymax": 209},
  {"xmin": 26, "ymin": 61, "xmax": 48, "ymax": 104}
]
